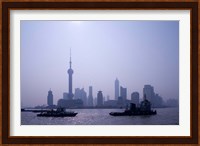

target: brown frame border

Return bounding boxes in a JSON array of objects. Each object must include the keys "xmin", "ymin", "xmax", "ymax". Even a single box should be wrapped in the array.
[{"xmin": 2, "ymin": 1, "xmax": 198, "ymax": 144}]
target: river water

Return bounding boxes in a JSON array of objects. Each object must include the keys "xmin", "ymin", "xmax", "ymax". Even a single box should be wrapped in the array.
[{"xmin": 21, "ymin": 107, "xmax": 179, "ymax": 125}]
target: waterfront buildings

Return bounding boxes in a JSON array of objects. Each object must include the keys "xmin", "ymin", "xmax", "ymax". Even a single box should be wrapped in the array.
[
  {"xmin": 152, "ymin": 93, "xmax": 164, "ymax": 107},
  {"xmin": 115, "ymin": 78, "xmax": 119, "ymax": 100},
  {"xmin": 140, "ymin": 95, "xmax": 151, "ymax": 112},
  {"xmin": 57, "ymin": 98, "xmax": 83, "ymax": 108},
  {"xmin": 104, "ymin": 100, "xmax": 118, "ymax": 107},
  {"xmin": 117, "ymin": 96, "xmax": 124, "ymax": 106},
  {"xmin": 63, "ymin": 92, "xmax": 68, "ymax": 100},
  {"xmin": 97, "ymin": 91, "xmax": 103, "ymax": 107},
  {"xmin": 74, "ymin": 88, "xmax": 87, "ymax": 106},
  {"xmin": 55, "ymin": 52, "xmax": 164, "ymax": 108},
  {"xmin": 143, "ymin": 85, "xmax": 154, "ymax": 103},
  {"xmin": 131, "ymin": 92, "xmax": 139, "ymax": 107},
  {"xmin": 47, "ymin": 89, "xmax": 53, "ymax": 106},
  {"xmin": 88, "ymin": 86, "xmax": 94, "ymax": 106},
  {"xmin": 143, "ymin": 85, "xmax": 165, "ymax": 108},
  {"xmin": 120, "ymin": 86, "xmax": 127, "ymax": 101}
]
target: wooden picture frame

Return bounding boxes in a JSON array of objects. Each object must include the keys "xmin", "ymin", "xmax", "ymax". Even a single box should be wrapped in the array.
[{"xmin": 1, "ymin": 1, "xmax": 198, "ymax": 144}]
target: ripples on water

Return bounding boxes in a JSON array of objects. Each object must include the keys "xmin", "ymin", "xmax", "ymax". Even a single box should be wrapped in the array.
[{"xmin": 21, "ymin": 107, "xmax": 179, "ymax": 125}]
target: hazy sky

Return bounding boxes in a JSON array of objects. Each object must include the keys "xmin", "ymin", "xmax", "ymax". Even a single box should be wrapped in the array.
[{"xmin": 21, "ymin": 20, "xmax": 179, "ymax": 107}]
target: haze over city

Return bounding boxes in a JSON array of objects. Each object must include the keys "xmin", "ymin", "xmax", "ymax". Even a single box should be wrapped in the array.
[{"xmin": 21, "ymin": 20, "xmax": 179, "ymax": 107}]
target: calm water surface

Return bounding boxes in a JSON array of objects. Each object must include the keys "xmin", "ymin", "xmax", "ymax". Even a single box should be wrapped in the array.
[{"xmin": 21, "ymin": 107, "xmax": 179, "ymax": 125}]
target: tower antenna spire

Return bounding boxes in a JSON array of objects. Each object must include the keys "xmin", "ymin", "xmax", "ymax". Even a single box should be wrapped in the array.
[{"xmin": 70, "ymin": 48, "xmax": 72, "ymax": 68}]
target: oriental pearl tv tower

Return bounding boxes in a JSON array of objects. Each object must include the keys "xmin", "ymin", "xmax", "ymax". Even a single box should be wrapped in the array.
[{"xmin": 67, "ymin": 49, "xmax": 74, "ymax": 100}]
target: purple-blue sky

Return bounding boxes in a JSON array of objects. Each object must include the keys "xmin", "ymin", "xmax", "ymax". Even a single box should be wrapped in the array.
[{"xmin": 21, "ymin": 21, "xmax": 179, "ymax": 107}]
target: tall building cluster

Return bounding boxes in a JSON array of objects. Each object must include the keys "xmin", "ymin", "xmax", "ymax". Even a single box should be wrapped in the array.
[
  {"xmin": 131, "ymin": 92, "xmax": 139, "ymax": 107},
  {"xmin": 52, "ymin": 51, "xmax": 96, "ymax": 108},
  {"xmin": 74, "ymin": 88, "xmax": 87, "ymax": 106},
  {"xmin": 111, "ymin": 78, "xmax": 164, "ymax": 108},
  {"xmin": 56, "ymin": 51, "xmax": 84, "ymax": 108},
  {"xmin": 143, "ymin": 85, "xmax": 164, "ymax": 108},
  {"xmin": 46, "ymin": 50, "xmax": 164, "ymax": 108}
]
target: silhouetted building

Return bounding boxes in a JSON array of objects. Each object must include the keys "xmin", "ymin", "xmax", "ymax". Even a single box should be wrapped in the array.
[
  {"xmin": 47, "ymin": 89, "xmax": 53, "ymax": 106},
  {"xmin": 117, "ymin": 96, "xmax": 124, "ymax": 107},
  {"xmin": 67, "ymin": 50, "xmax": 74, "ymax": 100},
  {"xmin": 124, "ymin": 99, "xmax": 131, "ymax": 107},
  {"xmin": 74, "ymin": 88, "xmax": 80, "ymax": 99},
  {"xmin": 140, "ymin": 94, "xmax": 151, "ymax": 112},
  {"xmin": 97, "ymin": 91, "xmax": 103, "ymax": 107},
  {"xmin": 81, "ymin": 88, "xmax": 87, "ymax": 106},
  {"xmin": 88, "ymin": 86, "xmax": 93, "ymax": 106},
  {"xmin": 143, "ymin": 85, "xmax": 154, "ymax": 103},
  {"xmin": 152, "ymin": 93, "xmax": 164, "ymax": 108},
  {"xmin": 104, "ymin": 100, "xmax": 118, "ymax": 107},
  {"xmin": 94, "ymin": 97, "xmax": 97, "ymax": 106},
  {"xmin": 74, "ymin": 88, "xmax": 87, "ymax": 106},
  {"xmin": 165, "ymin": 98, "xmax": 179, "ymax": 107},
  {"xmin": 107, "ymin": 95, "xmax": 110, "ymax": 101},
  {"xmin": 120, "ymin": 86, "xmax": 127, "ymax": 101},
  {"xmin": 115, "ymin": 78, "xmax": 119, "ymax": 100},
  {"xmin": 131, "ymin": 92, "xmax": 139, "ymax": 107},
  {"xmin": 57, "ymin": 99, "xmax": 83, "ymax": 108},
  {"xmin": 63, "ymin": 92, "xmax": 68, "ymax": 100}
]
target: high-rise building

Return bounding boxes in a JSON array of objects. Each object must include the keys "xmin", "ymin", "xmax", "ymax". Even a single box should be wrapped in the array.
[
  {"xmin": 117, "ymin": 96, "xmax": 124, "ymax": 106},
  {"xmin": 131, "ymin": 92, "xmax": 139, "ymax": 107},
  {"xmin": 74, "ymin": 88, "xmax": 87, "ymax": 106},
  {"xmin": 74, "ymin": 88, "xmax": 81, "ymax": 99},
  {"xmin": 115, "ymin": 78, "xmax": 119, "ymax": 100},
  {"xmin": 94, "ymin": 97, "xmax": 97, "ymax": 106},
  {"xmin": 67, "ymin": 49, "xmax": 74, "ymax": 100},
  {"xmin": 152, "ymin": 93, "xmax": 163, "ymax": 108},
  {"xmin": 97, "ymin": 91, "xmax": 103, "ymax": 106},
  {"xmin": 81, "ymin": 88, "xmax": 87, "ymax": 106},
  {"xmin": 143, "ymin": 85, "xmax": 155, "ymax": 102},
  {"xmin": 47, "ymin": 89, "xmax": 53, "ymax": 106},
  {"xmin": 63, "ymin": 92, "xmax": 68, "ymax": 100},
  {"xmin": 120, "ymin": 86, "xmax": 127, "ymax": 101},
  {"xmin": 88, "ymin": 86, "xmax": 93, "ymax": 106}
]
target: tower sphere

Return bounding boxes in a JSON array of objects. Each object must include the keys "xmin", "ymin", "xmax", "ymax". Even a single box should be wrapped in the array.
[{"xmin": 68, "ymin": 68, "xmax": 74, "ymax": 74}]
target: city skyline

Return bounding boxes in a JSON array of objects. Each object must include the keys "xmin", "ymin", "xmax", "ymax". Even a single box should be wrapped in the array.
[{"xmin": 21, "ymin": 20, "xmax": 179, "ymax": 107}]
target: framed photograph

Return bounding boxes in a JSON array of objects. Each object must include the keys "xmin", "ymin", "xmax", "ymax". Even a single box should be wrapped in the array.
[{"xmin": 2, "ymin": 1, "xmax": 198, "ymax": 144}]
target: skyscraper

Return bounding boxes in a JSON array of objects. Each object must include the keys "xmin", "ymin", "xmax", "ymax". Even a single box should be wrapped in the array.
[
  {"xmin": 88, "ymin": 86, "xmax": 93, "ymax": 106},
  {"xmin": 47, "ymin": 89, "xmax": 53, "ymax": 106},
  {"xmin": 97, "ymin": 91, "xmax": 103, "ymax": 106},
  {"xmin": 80, "ymin": 88, "xmax": 87, "ymax": 106},
  {"xmin": 74, "ymin": 88, "xmax": 87, "ymax": 106},
  {"xmin": 131, "ymin": 92, "xmax": 139, "ymax": 107},
  {"xmin": 152, "ymin": 93, "xmax": 163, "ymax": 108},
  {"xmin": 120, "ymin": 86, "xmax": 127, "ymax": 101},
  {"xmin": 63, "ymin": 92, "xmax": 68, "ymax": 100},
  {"xmin": 115, "ymin": 78, "xmax": 119, "ymax": 100},
  {"xmin": 143, "ymin": 85, "xmax": 155, "ymax": 102},
  {"xmin": 67, "ymin": 50, "xmax": 74, "ymax": 100}
]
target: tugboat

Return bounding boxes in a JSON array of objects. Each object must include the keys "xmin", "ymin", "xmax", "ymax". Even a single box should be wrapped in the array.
[
  {"xmin": 37, "ymin": 107, "xmax": 78, "ymax": 117},
  {"xmin": 110, "ymin": 97, "xmax": 157, "ymax": 116}
]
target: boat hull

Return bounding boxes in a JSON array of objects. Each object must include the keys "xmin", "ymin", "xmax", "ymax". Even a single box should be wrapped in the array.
[
  {"xmin": 37, "ymin": 113, "xmax": 78, "ymax": 117},
  {"xmin": 109, "ymin": 110, "xmax": 157, "ymax": 116}
]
